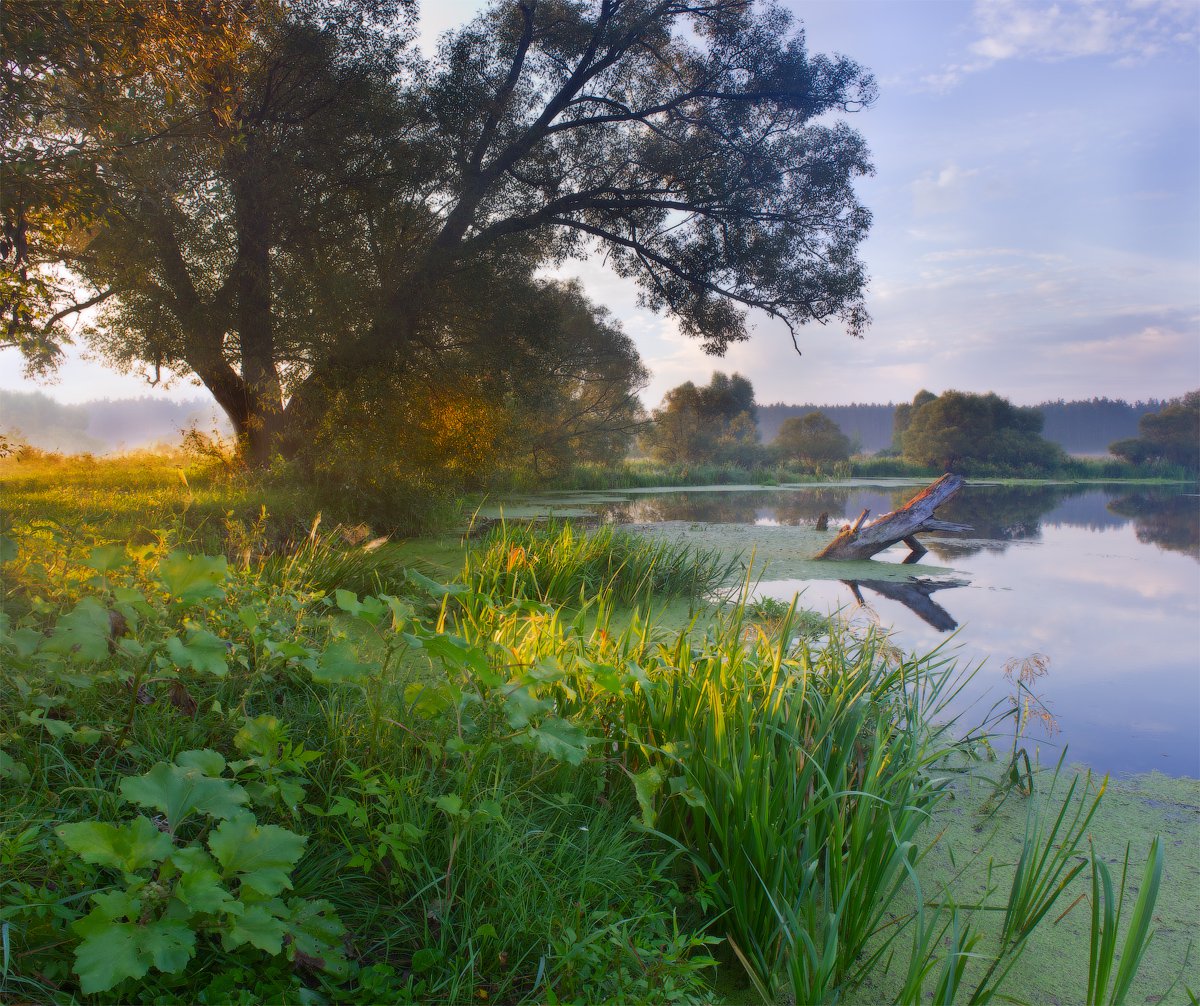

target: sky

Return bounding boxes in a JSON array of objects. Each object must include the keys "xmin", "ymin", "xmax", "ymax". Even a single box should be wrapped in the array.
[{"xmin": 3, "ymin": 0, "xmax": 1198, "ymax": 411}]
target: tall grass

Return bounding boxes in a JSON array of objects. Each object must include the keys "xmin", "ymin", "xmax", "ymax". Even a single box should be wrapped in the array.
[
  {"xmin": 616, "ymin": 598, "xmax": 972, "ymax": 1002},
  {"xmin": 461, "ymin": 519, "xmax": 740, "ymax": 606}
]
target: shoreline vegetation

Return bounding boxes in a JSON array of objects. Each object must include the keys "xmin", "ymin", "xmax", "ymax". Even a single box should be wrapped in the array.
[{"xmin": 1, "ymin": 453, "xmax": 1197, "ymax": 1004}]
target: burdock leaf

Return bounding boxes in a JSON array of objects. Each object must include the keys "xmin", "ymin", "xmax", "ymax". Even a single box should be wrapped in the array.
[
  {"xmin": 157, "ymin": 552, "xmax": 228, "ymax": 605},
  {"xmin": 139, "ymin": 920, "xmax": 196, "ymax": 973},
  {"xmin": 57, "ymin": 817, "xmax": 172, "ymax": 874},
  {"xmin": 208, "ymin": 811, "xmax": 306, "ymax": 896},
  {"xmin": 222, "ymin": 903, "xmax": 288, "ymax": 954},
  {"xmin": 72, "ymin": 920, "xmax": 151, "ymax": 994},
  {"xmin": 631, "ymin": 766, "xmax": 664, "ymax": 827},
  {"xmin": 43, "ymin": 597, "xmax": 111, "ymax": 662},
  {"xmin": 120, "ymin": 758, "xmax": 248, "ymax": 831},
  {"xmin": 165, "ymin": 630, "xmax": 229, "ymax": 677},
  {"xmin": 527, "ymin": 717, "xmax": 592, "ymax": 765},
  {"xmin": 84, "ymin": 545, "xmax": 130, "ymax": 573},
  {"xmin": 312, "ymin": 641, "xmax": 371, "ymax": 684}
]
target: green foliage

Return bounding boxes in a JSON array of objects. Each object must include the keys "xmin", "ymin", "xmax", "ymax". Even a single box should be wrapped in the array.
[
  {"xmin": 57, "ymin": 752, "xmax": 341, "ymax": 995},
  {"xmin": 463, "ymin": 519, "xmax": 739, "ymax": 607},
  {"xmin": 900, "ymin": 390, "xmax": 1066, "ymax": 473},
  {"xmin": 641, "ymin": 372, "xmax": 766, "ymax": 467},
  {"xmin": 0, "ymin": 505, "xmax": 1182, "ymax": 1005},
  {"xmin": 1110, "ymin": 391, "xmax": 1200, "ymax": 471},
  {"xmin": 772, "ymin": 409, "xmax": 853, "ymax": 466},
  {"xmin": 1087, "ymin": 838, "xmax": 1164, "ymax": 1005}
]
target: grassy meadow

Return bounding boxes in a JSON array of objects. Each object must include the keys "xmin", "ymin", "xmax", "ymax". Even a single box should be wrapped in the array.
[{"xmin": 1, "ymin": 453, "xmax": 1194, "ymax": 1004}]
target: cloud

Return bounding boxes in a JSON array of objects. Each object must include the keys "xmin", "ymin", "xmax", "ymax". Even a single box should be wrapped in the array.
[
  {"xmin": 921, "ymin": 0, "xmax": 1199, "ymax": 90},
  {"xmin": 912, "ymin": 163, "xmax": 980, "ymax": 214}
]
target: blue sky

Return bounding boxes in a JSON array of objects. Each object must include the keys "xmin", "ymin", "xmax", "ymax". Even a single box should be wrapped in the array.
[{"xmin": 3, "ymin": 0, "xmax": 1197, "ymax": 409}]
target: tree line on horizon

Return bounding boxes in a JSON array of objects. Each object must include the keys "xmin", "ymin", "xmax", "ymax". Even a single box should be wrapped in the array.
[
  {"xmin": 0, "ymin": 386, "xmax": 1187, "ymax": 463},
  {"xmin": 638, "ymin": 375, "xmax": 1197, "ymax": 473}
]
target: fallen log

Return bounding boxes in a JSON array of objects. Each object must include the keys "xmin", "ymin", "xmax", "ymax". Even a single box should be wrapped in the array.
[{"xmin": 814, "ymin": 473, "xmax": 972, "ymax": 562}]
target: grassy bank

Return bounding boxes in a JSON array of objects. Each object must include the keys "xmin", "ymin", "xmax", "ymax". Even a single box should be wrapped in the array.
[{"xmin": 1, "ymin": 457, "xmax": 1195, "ymax": 1004}]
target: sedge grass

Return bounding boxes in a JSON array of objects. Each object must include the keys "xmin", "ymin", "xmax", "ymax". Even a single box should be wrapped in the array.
[{"xmin": 462, "ymin": 518, "xmax": 739, "ymax": 607}]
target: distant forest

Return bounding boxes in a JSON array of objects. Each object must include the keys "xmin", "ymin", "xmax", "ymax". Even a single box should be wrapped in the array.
[
  {"xmin": 0, "ymin": 390, "xmax": 228, "ymax": 454},
  {"xmin": 758, "ymin": 398, "xmax": 1167, "ymax": 455},
  {"xmin": 0, "ymin": 390, "xmax": 1169, "ymax": 457}
]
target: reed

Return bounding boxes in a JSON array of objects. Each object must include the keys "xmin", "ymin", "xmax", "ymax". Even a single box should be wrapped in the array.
[{"xmin": 462, "ymin": 519, "xmax": 739, "ymax": 606}]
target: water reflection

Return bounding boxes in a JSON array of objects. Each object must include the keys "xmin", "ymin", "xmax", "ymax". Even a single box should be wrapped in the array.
[
  {"xmin": 601, "ymin": 484, "xmax": 1199, "ymax": 563},
  {"xmin": 1107, "ymin": 491, "xmax": 1200, "ymax": 559},
  {"xmin": 844, "ymin": 577, "xmax": 969, "ymax": 631}
]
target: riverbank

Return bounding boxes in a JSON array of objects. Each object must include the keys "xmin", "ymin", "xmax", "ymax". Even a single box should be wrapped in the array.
[{"xmin": 1, "ymin": 456, "xmax": 1195, "ymax": 1003}]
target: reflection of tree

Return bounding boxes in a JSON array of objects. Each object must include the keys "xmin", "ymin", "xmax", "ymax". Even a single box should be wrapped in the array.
[
  {"xmin": 920, "ymin": 484, "xmax": 1095, "ymax": 559},
  {"xmin": 1107, "ymin": 492, "xmax": 1200, "ymax": 560},
  {"xmin": 608, "ymin": 490, "xmax": 861, "ymax": 525}
]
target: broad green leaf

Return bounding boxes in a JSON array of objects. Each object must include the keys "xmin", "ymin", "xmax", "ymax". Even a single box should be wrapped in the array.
[
  {"xmin": 406, "ymin": 569, "xmax": 467, "ymax": 599},
  {"xmin": 120, "ymin": 758, "xmax": 248, "ymax": 831},
  {"xmin": 234, "ymin": 714, "xmax": 284, "ymax": 758},
  {"xmin": 0, "ymin": 749, "xmax": 31, "ymax": 785},
  {"xmin": 57, "ymin": 817, "xmax": 172, "ymax": 874},
  {"xmin": 222, "ymin": 903, "xmax": 288, "ymax": 954},
  {"xmin": 175, "ymin": 867, "xmax": 235, "ymax": 914},
  {"xmin": 176, "ymin": 749, "xmax": 226, "ymax": 776},
  {"xmin": 404, "ymin": 680, "xmax": 460, "ymax": 717},
  {"xmin": 19, "ymin": 709, "xmax": 74, "ymax": 738},
  {"xmin": 208, "ymin": 811, "xmax": 306, "ymax": 896},
  {"xmin": 138, "ymin": 919, "xmax": 196, "ymax": 973},
  {"xmin": 113, "ymin": 585, "xmax": 155, "ymax": 619},
  {"xmin": 72, "ymin": 919, "xmax": 151, "ymax": 994},
  {"xmin": 71, "ymin": 891, "xmax": 146, "ymax": 992},
  {"xmin": 434, "ymin": 793, "xmax": 467, "ymax": 819},
  {"xmin": 527, "ymin": 717, "xmax": 592, "ymax": 765},
  {"xmin": 334, "ymin": 588, "xmax": 360, "ymax": 614},
  {"xmin": 631, "ymin": 766, "xmax": 664, "ymax": 827},
  {"xmin": 237, "ymin": 605, "xmax": 261, "ymax": 630},
  {"xmin": 85, "ymin": 545, "xmax": 130, "ymax": 573},
  {"xmin": 166, "ymin": 630, "xmax": 229, "ymax": 677},
  {"xmin": 505, "ymin": 686, "xmax": 552, "ymax": 729},
  {"xmin": 0, "ymin": 534, "xmax": 17, "ymax": 563},
  {"xmin": 285, "ymin": 897, "xmax": 349, "ymax": 976},
  {"xmin": 157, "ymin": 552, "xmax": 228, "ymax": 605},
  {"xmin": 416, "ymin": 632, "xmax": 493, "ymax": 679},
  {"xmin": 312, "ymin": 641, "xmax": 371, "ymax": 685},
  {"xmin": 43, "ymin": 597, "xmax": 110, "ymax": 663},
  {"xmin": 410, "ymin": 947, "xmax": 442, "ymax": 973}
]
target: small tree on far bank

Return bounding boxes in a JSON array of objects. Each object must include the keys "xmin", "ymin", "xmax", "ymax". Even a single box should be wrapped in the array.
[
  {"xmin": 1110, "ymin": 391, "xmax": 1199, "ymax": 470},
  {"xmin": 773, "ymin": 411, "xmax": 851, "ymax": 465},
  {"xmin": 900, "ymin": 390, "xmax": 1064, "ymax": 472},
  {"xmin": 641, "ymin": 372, "xmax": 762, "ymax": 466}
]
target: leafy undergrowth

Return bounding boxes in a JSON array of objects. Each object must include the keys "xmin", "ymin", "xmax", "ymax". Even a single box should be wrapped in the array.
[{"xmin": 0, "ymin": 511, "xmax": 1184, "ymax": 1004}]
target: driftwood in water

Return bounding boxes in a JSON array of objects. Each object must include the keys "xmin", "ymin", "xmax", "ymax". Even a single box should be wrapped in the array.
[
  {"xmin": 845, "ymin": 577, "xmax": 969, "ymax": 632},
  {"xmin": 815, "ymin": 474, "xmax": 971, "ymax": 562}
]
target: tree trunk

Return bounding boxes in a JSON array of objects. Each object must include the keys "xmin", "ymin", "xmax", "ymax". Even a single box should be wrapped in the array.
[
  {"xmin": 814, "ymin": 474, "xmax": 971, "ymax": 561},
  {"xmin": 231, "ymin": 142, "xmax": 284, "ymax": 468}
]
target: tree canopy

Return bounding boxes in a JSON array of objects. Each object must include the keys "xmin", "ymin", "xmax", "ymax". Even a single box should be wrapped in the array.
[
  {"xmin": 3, "ymin": 0, "xmax": 876, "ymax": 467},
  {"xmin": 772, "ymin": 410, "xmax": 850, "ymax": 465},
  {"xmin": 640, "ymin": 371, "xmax": 760, "ymax": 465},
  {"xmin": 1110, "ymin": 391, "xmax": 1200, "ymax": 470},
  {"xmin": 899, "ymin": 390, "xmax": 1064, "ymax": 472}
]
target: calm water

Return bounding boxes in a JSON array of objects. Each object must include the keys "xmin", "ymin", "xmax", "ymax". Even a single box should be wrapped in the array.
[{"xmin": 545, "ymin": 483, "xmax": 1200, "ymax": 777}]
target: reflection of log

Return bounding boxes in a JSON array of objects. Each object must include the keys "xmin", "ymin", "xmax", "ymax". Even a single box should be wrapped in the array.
[
  {"xmin": 844, "ymin": 577, "xmax": 970, "ymax": 632},
  {"xmin": 815, "ymin": 474, "xmax": 972, "ymax": 561}
]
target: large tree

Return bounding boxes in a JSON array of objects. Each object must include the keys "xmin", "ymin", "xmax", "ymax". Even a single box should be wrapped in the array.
[
  {"xmin": 773, "ymin": 409, "xmax": 850, "ymax": 465},
  {"xmin": 900, "ymin": 391, "xmax": 1064, "ymax": 472},
  {"xmin": 4, "ymin": 0, "xmax": 876, "ymax": 465},
  {"xmin": 641, "ymin": 370, "xmax": 760, "ymax": 465},
  {"xmin": 1109, "ymin": 391, "xmax": 1200, "ymax": 470}
]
